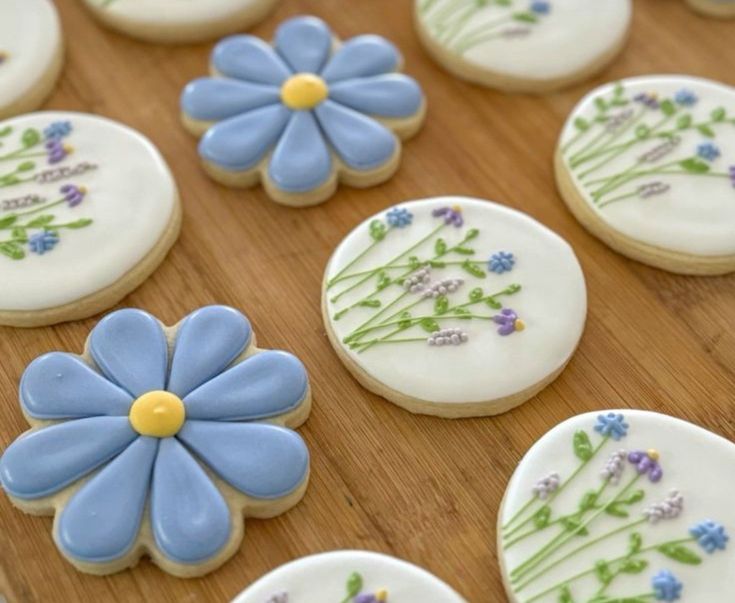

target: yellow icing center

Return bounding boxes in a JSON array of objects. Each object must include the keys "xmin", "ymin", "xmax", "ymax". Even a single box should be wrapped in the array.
[
  {"xmin": 281, "ymin": 73, "xmax": 328, "ymax": 110},
  {"xmin": 376, "ymin": 589, "xmax": 388, "ymax": 601},
  {"xmin": 129, "ymin": 390, "xmax": 185, "ymax": 437},
  {"xmin": 514, "ymin": 319, "xmax": 526, "ymax": 332},
  {"xmin": 647, "ymin": 448, "xmax": 660, "ymax": 461}
]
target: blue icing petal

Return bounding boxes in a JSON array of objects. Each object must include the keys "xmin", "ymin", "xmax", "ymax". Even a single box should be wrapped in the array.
[
  {"xmin": 274, "ymin": 16, "xmax": 333, "ymax": 73},
  {"xmin": 199, "ymin": 104, "xmax": 291, "ymax": 171},
  {"xmin": 212, "ymin": 35, "xmax": 292, "ymax": 85},
  {"xmin": 315, "ymin": 100, "xmax": 396, "ymax": 170},
  {"xmin": 321, "ymin": 35, "xmax": 400, "ymax": 82},
  {"xmin": 57, "ymin": 437, "xmax": 158, "ymax": 563},
  {"xmin": 267, "ymin": 111, "xmax": 332, "ymax": 193},
  {"xmin": 181, "ymin": 77, "xmax": 281, "ymax": 122},
  {"xmin": 89, "ymin": 309, "xmax": 168, "ymax": 398},
  {"xmin": 178, "ymin": 421, "xmax": 309, "ymax": 499},
  {"xmin": 151, "ymin": 438, "xmax": 230, "ymax": 564},
  {"xmin": 0, "ymin": 417, "xmax": 137, "ymax": 500},
  {"xmin": 329, "ymin": 74, "xmax": 423, "ymax": 118},
  {"xmin": 183, "ymin": 350, "xmax": 308, "ymax": 420},
  {"xmin": 167, "ymin": 305, "xmax": 253, "ymax": 398},
  {"xmin": 20, "ymin": 352, "xmax": 133, "ymax": 420}
]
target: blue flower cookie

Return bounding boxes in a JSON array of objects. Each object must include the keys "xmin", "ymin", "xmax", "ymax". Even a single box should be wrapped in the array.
[
  {"xmin": 181, "ymin": 15, "xmax": 426, "ymax": 206},
  {"xmin": 0, "ymin": 305, "xmax": 311, "ymax": 576}
]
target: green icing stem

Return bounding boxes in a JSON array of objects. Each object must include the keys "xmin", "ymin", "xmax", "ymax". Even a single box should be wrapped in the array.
[
  {"xmin": 327, "ymin": 229, "xmax": 392, "ymax": 289},
  {"xmin": 502, "ymin": 437, "xmax": 610, "ymax": 537},
  {"xmin": 329, "ymin": 260, "xmax": 486, "ymax": 285}
]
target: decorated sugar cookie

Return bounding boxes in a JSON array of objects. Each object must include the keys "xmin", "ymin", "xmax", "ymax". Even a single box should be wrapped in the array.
[
  {"xmin": 180, "ymin": 16, "xmax": 426, "ymax": 207},
  {"xmin": 685, "ymin": 0, "xmax": 735, "ymax": 18},
  {"xmin": 0, "ymin": 305, "xmax": 311, "ymax": 577},
  {"xmin": 0, "ymin": 112, "xmax": 181, "ymax": 327},
  {"xmin": 231, "ymin": 550, "xmax": 467, "ymax": 602},
  {"xmin": 321, "ymin": 197, "xmax": 587, "ymax": 418},
  {"xmin": 81, "ymin": 0, "xmax": 280, "ymax": 44},
  {"xmin": 414, "ymin": 0, "xmax": 631, "ymax": 93},
  {"xmin": 0, "ymin": 0, "xmax": 63, "ymax": 119},
  {"xmin": 498, "ymin": 410, "xmax": 734, "ymax": 602},
  {"xmin": 556, "ymin": 76, "xmax": 735, "ymax": 275}
]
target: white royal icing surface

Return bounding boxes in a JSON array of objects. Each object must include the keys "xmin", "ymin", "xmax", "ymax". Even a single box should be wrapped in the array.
[
  {"xmin": 416, "ymin": 0, "xmax": 631, "ymax": 82},
  {"xmin": 0, "ymin": 0, "xmax": 61, "ymax": 112},
  {"xmin": 84, "ymin": 0, "xmax": 276, "ymax": 27},
  {"xmin": 0, "ymin": 112, "xmax": 177, "ymax": 311},
  {"xmin": 500, "ymin": 410, "xmax": 735, "ymax": 602},
  {"xmin": 323, "ymin": 197, "xmax": 587, "ymax": 406},
  {"xmin": 231, "ymin": 550, "xmax": 468, "ymax": 603},
  {"xmin": 559, "ymin": 76, "xmax": 735, "ymax": 257}
]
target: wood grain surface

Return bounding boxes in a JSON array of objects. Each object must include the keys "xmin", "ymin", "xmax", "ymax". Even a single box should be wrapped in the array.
[{"xmin": 2, "ymin": 1, "xmax": 735, "ymax": 601}]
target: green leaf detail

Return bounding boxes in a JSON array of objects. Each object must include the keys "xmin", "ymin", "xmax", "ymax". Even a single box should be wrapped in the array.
[
  {"xmin": 604, "ymin": 502, "xmax": 629, "ymax": 518},
  {"xmin": 573, "ymin": 117, "xmax": 590, "ymax": 132},
  {"xmin": 578, "ymin": 490, "xmax": 599, "ymax": 511},
  {"xmin": 0, "ymin": 241, "xmax": 24, "ymax": 260},
  {"xmin": 435, "ymin": 295, "xmax": 449, "ymax": 315},
  {"xmin": 429, "ymin": 260, "xmax": 446, "ymax": 268},
  {"xmin": 408, "ymin": 256, "xmax": 421, "ymax": 270},
  {"xmin": 0, "ymin": 214, "xmax": 18, "ymax": 228},
  {"xmin": 25, "ymin": 215, "xmax": 54, "ymax": 228},
  {"xmin": 512, "ymin": 11, "xmax": 538, "ymax": 23},
  {"xmin": 628, "ymin": 532, "xmax": 643, "ymax": 555},
  {"xmin": 560, "ymin": 516, "xmax": 588, "ymax": 536},
  {"xmin": 420, "ymin": 318, "xmax": 440, "ymax": 333},
  {"xmin": 676, "ymin": 114, "xmax": 692, "ymax": 129},
  {"xmin": 622, "ymin": 489, "xmax": 645, "ymax": 505},
  {"xmin": 486, "ymin": 297, "xmax": 502, "ymax": 309},
  {"xmin": 505, "ymin": 283, "xmax": 522, "ymax": 294},
  {"xmin": 698, "ymin": 124, "xmax": 716, "ymax": 138},
  {"xmin": 359, "ymin": 299, "xmax": 381, "ymax": 308},
  {"xmin": 659, "ymin": 99, "xmax": 676, "ymax": 116},
  {"xmin": 453, "ymin": 246, "xmax": 474, "ymax": 255},
  {"xmin": 398, "ymin": 311, "xmax": 412, "ymax": 330},
  {"xmin": 345, "ymin": 572, "xmax": 363, "ymax": 597},
  {"xmin": 469, "ymin": 287, "xmax": 484, "ymax": 302},
  {"xmin": 435, "ymin": 238, "xmax": 448, "ymax": 255},
  {"xmin": 613, "ymin": 82, "xmax": 624, "ymax": 97},
  {"xmin": 619, "ymin": 558, "xmax": 648, "ymax": 574},
  {"xmin": 533, "ymin": 505, "xmax": 551, "ymax": 529},
  {"xmin": 376, "ymin": 271, "xmax": 391, "ymax": 290},
  {"xmin": 17, "ymin": 160, "xmax": 35, "ymax": 172},
  {"xmin": 657, "ymin": 543, "xmax": 702, "ymax": 565},
  {"xmin": 679, "ymin": 158, "xmax": 710, "ymax": 173},
  {"xmin": 21, "ymin": 128, "xmax": 41, "ymax": 148},
  {"xmin": 465, "ymin": 228, "xmax": 480, "ymax": 240},
  {"xmin": 634, "ymin": 125, "xmax": 650, "ymax": 140},
  {"xmin": 594, "ymin": 560, "xmax": 613, "ymax": 585},
  {"xmin": 559, "ymin": 585, "xmax": 575, "ymax": 603},
  {"xmin": 0, "ymin": 126, "xmax": 13, "ymax": 137},
  {"xmin": 461, "ymin": 259, "xmax": 485, "ymax": 278},
  {"xmin": 453, "ymin": 308, "xmax": 472, "ymax": 319},
  {"xmin": 711, "ymin": 107, "xmax": 726, "ymax": 122},
  {"xmin": 595, "ymin": 97, "xmax": 609, "ymax": 112},
  {"xmin": 369, "ymin": 220, "xmax": 387, "ymax": 242},
  {"xmin": 572, "ymin": 430, "xmax": 593, "ymax": 461}
]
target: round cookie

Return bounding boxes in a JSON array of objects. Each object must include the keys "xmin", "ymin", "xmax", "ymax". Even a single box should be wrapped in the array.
[
  {"xmin": 180, "ymin": 15, "xmax": 426, "ymax": 207},
  {"xmin": 231, "ymin": 550, "xmax": 467, "ymax": 602},
  {"xmin": 321, "ymin": 197, "xmax": 587, "ymax": 418},
  {"xmin": 498, "ymin": 410, "xmax": 733, "ymax": 602},
  {"xmin": 685, "ymin": 0, "xmax": 735, "ymax": 17},
  {"xmin": 0, "ymin": 111, "xmax": 181, "ymax": 327},
  {"xmin": 0, "ymin": 305, "xmax": 312, "ymax": 577},
  {"xmin": 0, "ymin": 0, "xmax": 63, "ymax": 119},
  {"xmin": 556, "ymin": 75, "xmax": 735, "ymax": 275},
  {"xmin": 414, "ymin": 0, "xmax": 631, "ymax": 93},
  {"xmin": 81, "ymin": 0, "xmax": 280, "ymax": 44}
]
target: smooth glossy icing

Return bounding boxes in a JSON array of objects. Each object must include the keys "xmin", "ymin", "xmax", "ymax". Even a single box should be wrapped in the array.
[
  {"xmin": 0, "ymin": 305, "xmax": 310, "ymax": 570},
  {"xmin": 559, "ymin": 76, "xmax": 735, "ymax": 257},
  {"xmin": 0, "ymin": 0, "xmax": 61, "ymax": 114},
  {"xmin": 499, "ymin": 410, "xmax": 735, "ymax": 602},
  {"xmin": 231, "ymin": 550, "xmax": 468, "ymax": 602},
  {"xmin": 323, "ymin": 197, "xmax": 587, "ymax": 407},
  {"xmin": 0, "ymin": 112, "xmax": 177, "ymax": 311},
  {"xmin": 416, "ymin": 0, "xmax": 631, "ymax": 83},
  {"xmin": 181, "ymin": 15, "xmax": 424, "ymax": 195}
]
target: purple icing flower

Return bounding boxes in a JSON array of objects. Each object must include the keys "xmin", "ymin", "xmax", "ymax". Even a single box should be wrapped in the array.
[
  {"xmin": 354, "ymin": 592, "xmax": 387, "ymax": 603},
  {"xmin": 386, "ymin": 207, "xmax": 413, "ymax": 228},
  {"xmin": 696, "ymin": 142, "xmax": 720, "ymax": 162},
  {"xmin": 530, "ymin": 1, "xmax": 551, "ymax": 14},
  {"xmin": 488, "ymin": 251, "xmax": 515, "ymax": 274},
  {"xmin": 628, "ymin": 449, "xmax": 663, "ymax": 482},
  {"xmin": 493, "ymin": 308, "xmax": 525, "ymax": 336},
  {"xmin": 634, "ymin": 92, "xmax": 660, "ymax": 110},
  {"xmin": 652, "ymin": 569, "xmax": 683, "ymax": 601},
  {"xmin": 690, "ymin": 520, "xmax": 729, "ymax": 553},
  {"xmin": 432, "ymin": 205, "xmax": 464, "ymax": 227},
  {"xmin": 674, "ymin": 89, "xmax": 697, "ymax": 107},
  {"xmin": 45, "ymin": 139, "xmax": 69, "ymax": 164},
  {"xmin": 264, "ymin": 594, "xmax": 288, "ymax": 603},
  {"xmin": 43, "ymin": 121, "xmax": 72, "ymax": 141},
  {"xmin": 28, "ymin": 230, "xmax": 59, "ymax": 255},
  {"xmin": 594, "ymin": 412, "xmax": 629, "ymax": 441},
  {"xmin": 729, "ymin": 166, "xmax": 735, "ymax": 188},
  {"xmin": 61, "ymin": 184, "xmax": 86, "ymax": 207}
]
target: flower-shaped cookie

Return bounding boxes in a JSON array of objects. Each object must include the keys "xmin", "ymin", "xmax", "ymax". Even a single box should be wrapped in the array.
[
  {"xmin": 0, "ymin": 306, "xmax": 311, "ymax": 577},
  {"xmin": 181, "ymin": 15, "xmax": 426, "ymax": 206}
]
